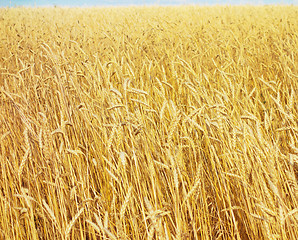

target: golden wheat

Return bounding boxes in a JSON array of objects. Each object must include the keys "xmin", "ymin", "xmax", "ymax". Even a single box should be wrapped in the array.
[{"xmin": 0, "ymin": 5, "xmax": 297, "ymax": 240}]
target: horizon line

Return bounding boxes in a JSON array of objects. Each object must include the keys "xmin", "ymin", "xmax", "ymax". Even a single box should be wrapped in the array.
[{"xmin": 1, "ymin": 3, "xmax": 295, "ymax": 8}]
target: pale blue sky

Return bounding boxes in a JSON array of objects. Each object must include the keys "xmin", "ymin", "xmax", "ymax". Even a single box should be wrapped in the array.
[{"xmin": 1, "ymin": 0, "xmax": 297, "ymax": 7}]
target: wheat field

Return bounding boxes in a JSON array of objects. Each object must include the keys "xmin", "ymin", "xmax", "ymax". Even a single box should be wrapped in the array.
[{"xmin": 0, "ymin": 5, "xmax": 297, "ymax": 240}]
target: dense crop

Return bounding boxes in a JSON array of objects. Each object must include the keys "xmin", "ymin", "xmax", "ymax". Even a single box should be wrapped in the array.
[{"xmin": 0, "ymin": 5, "xmax": 297, "ymax": 239}]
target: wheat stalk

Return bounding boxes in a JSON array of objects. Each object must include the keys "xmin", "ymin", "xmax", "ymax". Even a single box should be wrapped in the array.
[{"xmin": 64, "ymin": 207, "xmax": 84, "ymax": 239}]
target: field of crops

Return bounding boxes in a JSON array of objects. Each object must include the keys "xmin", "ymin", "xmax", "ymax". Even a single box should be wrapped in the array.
[{"xmin": 0, "ymin": 5, "xmax": 297, "ymax": 239}]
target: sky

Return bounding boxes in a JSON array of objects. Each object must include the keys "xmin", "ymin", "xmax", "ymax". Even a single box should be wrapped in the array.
[{"xmin": 0, "ymin": 0, "xmax": 297, "ymax": 7}]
